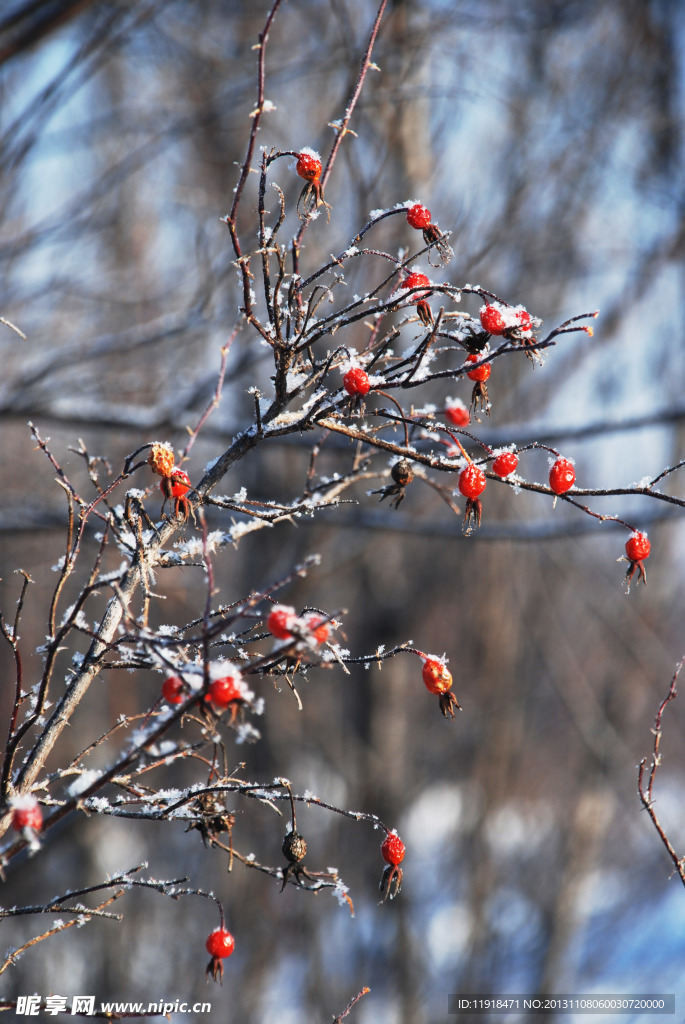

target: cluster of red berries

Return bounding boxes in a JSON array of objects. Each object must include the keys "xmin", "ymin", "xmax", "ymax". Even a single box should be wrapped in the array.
[
  {"xmin": 266, "ymin": 604, "xmax": 330, "ymax": 646},
  {"xmin": 480, "ymin": 302, "xmax": 534, "ymax": 339}
]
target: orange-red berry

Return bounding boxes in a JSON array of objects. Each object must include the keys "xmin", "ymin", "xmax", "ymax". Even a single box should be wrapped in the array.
[
  {"xmin": 343, "ymin": 367, "xmax": 370, "ymax": 397},
  {"xmin": 162, "ymin": 675, "xmax": 185, "ymax": 704},
  {"xmin": 492, "ymin": 452, "xmax": 518, "ymax": 477},
  {"xmin": 480, "ymin": 304, "xmax": 507, "ymax": 335},
  {"xmin": 381, "ymin": 832, "xmax": 405, "ymax": 866},
  {"xmin": 406, "ymin": 203, "xmax": 431, "ymax": 230},
  {"xmin": 11, "ymin": 799, "xmax": 42, "ymax": 833},
  {"xmin": 296, "ymin": 151, "xmax": 321, "ymax": 182},
  {"xmin": 267, "ymin": 605, "xmax": 296, "ymax": 640},
  {"xmin": 445, "ymin": 401, "xmax": 470, "ymax": 427},
  {"xmin": 207, "ymin": 675, "xmax": 243, "ymax": 708},
  {"xmin": 402, "ymin": 271, "xmax": 431, "ymax": 296},
  {"xmin": 549, "ymin": 457, "xmax": 575, "ymax": 495},
  {"xmin": 161, "ymin": 468, "xmax": 191, "ymax": 499},
  {"xmin": 626, "ymin": 532, "xmax": 650, "ymax": 563},
  {"xmin": 206, "ymin": 927, "xmax": 235, "ymax": 959},
  {"xmin": 516, "ymin": 309, "xmax": 533, "ymax": 332},
  {"xmin": 421, "ymin": 657, "xmax": 453, "ymax": 696},
  {"xmin": 304, "ymin": 613, "xmax": 329, "ymax": 645},
  {"xmin": 466, "ymin": 352, "xmax": 491, "ymax": 382},
  {"xmin": 458, "ymin": 463, "xmax": 486, "ymax": 499}
]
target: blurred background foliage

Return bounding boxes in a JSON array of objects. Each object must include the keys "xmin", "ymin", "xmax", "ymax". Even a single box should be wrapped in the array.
[{"xmin": 1, "ymin": 0, "xmax": 685, "ymax": 1020}]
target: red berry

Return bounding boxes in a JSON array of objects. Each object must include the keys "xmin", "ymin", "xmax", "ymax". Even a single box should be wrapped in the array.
[
  {"xmin": 304, "ymin": 613, "xmax": 329, "ymax": 645},
  {"xmin": 480, "ymin": 304, "xmax": 507, "ymax": 335},
  {"xmin": 445, "ymin": 401, "xmax": 470, "ymax": 427},
  {"xmin": 11, "ymin": 799, "xmax": 42, "ymax": 832},
  {"xmin": 458, "ymin": 463, "xmax": 486, "ymax": 499},
  {"xmin": 626, "ymin": 531, "xmax": 650, "ymax": 563},
  {"xmin": 516, "ymin": 309, "xmax": 533, "ymax": 332},
  {"xmin": 406, "ymin": 203, "xmax": 431, "ymax": 230},
  {"xmin": 402, "ymin": 271, "xmax": 431, "ymax": 296},
  {"xmin": 492, "ymin": 451, "xmax": 518, "ymax": 477},
  {"xmin": 207, "ymin": 675, "xmax": 242, "ymax": 707},
  {"xmin": 549, "ymin": 457, "xmax": 575, "ymax": 495},
  {"xmin": 296, "ymin": 151, "xmax": 321, "ymax": 182},
  {"xmin": 421, "ymin": 657, "xmax": 453, "ymax": 696},
  {"xmin": 206, "ymin": 927, "xmax": 235, "ymax": 960},
  {"xmin": 381, "ymin": 832, "xmax": 405, "ymax": 866},
  {"xmin": 343, "ymin": 367, "xmax": 370, "ymax": 397},
  {"xmin": 466, "ymin": 352, "xmax": 491, "ymax": 382},
  {"xmin": 162, "ymin": 675, "xmax": 185, "ymax": 704},
  {"xmin": 267, "ymin": 605, "xmax": 296, "ymax": 640},
  {"xmin": 161, "ymin": 468, "xmax": 191, "ymax": 499}
]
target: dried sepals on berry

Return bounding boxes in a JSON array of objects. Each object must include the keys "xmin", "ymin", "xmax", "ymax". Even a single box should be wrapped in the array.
[
  {"xmin": 622, "ymin": 531, "xmax": 650, "ymax": 592},
  {"xmin": 186, "ymin": 792, "xmax": 235, "ymax": 850},
  {"xmin": 419, "ymin": 653, "xmax": 461, "ymax": 718},
  {"xmin": 466, "ymin": 352, "xmax": 491, "ymax": 418},
  {"xmin": 401, "ymin": 271, "xmax": 434, "ymax": 326},
  {"xmin": 379, "ymin": 831, "xmax": 405, "ymax": 902},
  {"xmin": 295, "ymin": 148, "xmax": 330, "ymax": 220},
  {"xmin": 458, "ymin": 463, "xmax": 486, "ymax": 536},
  {"xmin": 373, "ymin": 458, "xmax": 414, "ymax": 510},
  {"xmin": 160, "ymin": 466, "xmax": 193, "ymax": 520},
  {"xmin": 205, "ymin": 927, "xmax": 235, "ymax": 984},
  {"xmin": 281, "ymin": 828, "xmax": 311, "ymax": 890},
  {"xmin": 405, "ymin": 202, "xmax": 453, "ymax": 264}
]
